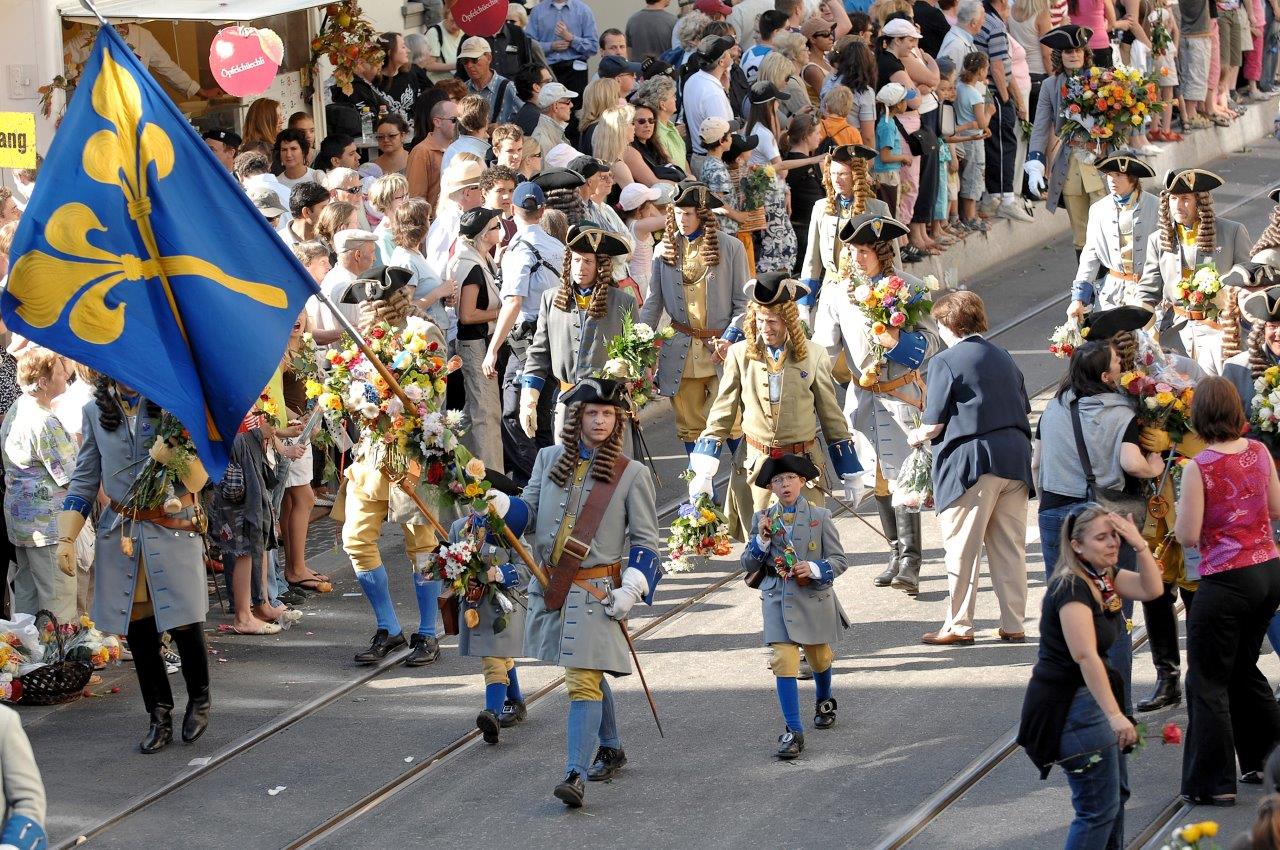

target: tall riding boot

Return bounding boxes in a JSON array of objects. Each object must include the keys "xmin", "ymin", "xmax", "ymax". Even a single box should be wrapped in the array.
[
  {"xmin": 168, "ymin": 623, "xmax": 211, "ymax": 743},
  {"xmin": 873, "ymin": 496, "xmax": 901, "ymax": 587},
  {"xmin": 127, "ymin": 617, "xmax": 174, "ymax": 753},
  {"xmin": 890, "ymin": 508, "xmax": 922, "ymax": 596},
  {"xmin": 1137, "ymin": 583, "xmax": 1183, "ymax": 711}
]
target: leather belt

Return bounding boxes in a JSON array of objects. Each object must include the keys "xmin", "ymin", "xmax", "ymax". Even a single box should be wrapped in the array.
[
  {"xmin": 670, "ymin": 320, "xmax": 724, "ymax": 341},
  {"xmin": 109, "ymin": 494, "xmax": 198, "ymax": 532},
  {"xmin": 573, "ymin": 561, "xmax": 621, "ymax": 602},
  {"xmin": 867, "ymin": 369, "xmax": 926, "ymax": 411},
  {"xmin": 1108, "ymin": 271, "xmax": 1140, "ymax": 282},
  {"xmin": 746, "ymin": 436, "xmax": 814, "ymax": 458},
  {"xmin": 1171, "ymin": 305, "xmax": 1228, "ymax": 331}
]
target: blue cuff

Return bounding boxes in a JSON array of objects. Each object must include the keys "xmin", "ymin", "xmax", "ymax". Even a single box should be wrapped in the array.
[
  {"xmin": 827, "ymin": 438, "xmax": 862, "ymax": 477},
  {"xmin": 1071, "ymin": 280, "xmax": 1095, "ymax": 304},
  {"xmin": 813, "ymin": 559, "xmax": 834, "ymax": 583},
  {"xmin": 498, "ymin": 562, "xmax": 520, "ymax": 588},
  {"xmin": 746, "ymin": 535, "xmax": 769, "ymax": 562},
  {"xmin": 722, "ymin": 325, "xmax": 744, "ymax": 343},
  {"xmin": 629, "ymin": 545, "xmax": 662, "ymax": 605},
  {"xmin": 692, "ymin": 436, "xmax": 722, "ymax": 458},
  {"xmin": 61, "ymin": 495, "xmax": 92, "ymax": 517},
  {"xmin": 0, "ymin": 814, "xmax": 47, "ymax": 850},
  {"xmin": 884, "ymin": 331, "xmax": 926, "ymax": 369},
  {"xmin": 520, "ymin": 374, "xmax": 545, "ymax": 391},
  {"xmin": 1027, "ymin": 150, "xmax": 1045, "ymax": 163}
]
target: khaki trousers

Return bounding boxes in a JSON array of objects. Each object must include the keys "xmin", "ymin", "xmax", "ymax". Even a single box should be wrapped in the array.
[
  {"xmin": 937, "ymin": 474, "xmax": 1029, "ymax": 637},
  {"xmin": 458, "ymin": 338, "xmax": 504, "ymax": 468},
  {"xmin": 340, "ymin": 487, "xmax": 438, "ymax": 573}
]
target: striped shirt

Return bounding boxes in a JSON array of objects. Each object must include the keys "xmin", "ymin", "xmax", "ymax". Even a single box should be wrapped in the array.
[{"xmin": 975, "ymin": 7, "xmax": 1011, "ymax": 78}]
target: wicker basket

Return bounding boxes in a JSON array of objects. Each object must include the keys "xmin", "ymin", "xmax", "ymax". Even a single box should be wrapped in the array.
[
  {"xmin": 15, "ymin": 611, "xmax": 92, "ymax": 706},
  {"xmin": 739, "ymin": 207, "xmax": 766, "ymax": 233}
]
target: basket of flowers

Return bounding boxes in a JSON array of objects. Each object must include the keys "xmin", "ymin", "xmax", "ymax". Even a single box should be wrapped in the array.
[{"xmin": 14, "ymin": 611, "xmax": 93, "ymax": 706}]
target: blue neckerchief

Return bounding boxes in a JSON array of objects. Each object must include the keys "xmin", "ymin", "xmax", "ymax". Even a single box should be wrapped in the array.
[
  {"xmin": 685, "ymin": 229, "xmax": 703, "ymax": 243},
  {"xmin": 838, "ymin": 195, "xmax": 853, "ymax": 209},
  {"xmin": 768, "ymin": 345, "xmax": 784, "ymax": 359},
  {"xmin": 578, "ymin": 442, "xmax": 594, "ymax": 460},
  {"xmin": 1113, "ymin": 191, "xmax": 1134, "ymax": 205},
  {"xmin": 575, "ymin": 286, "xmax": 593, "ymax": 297}
]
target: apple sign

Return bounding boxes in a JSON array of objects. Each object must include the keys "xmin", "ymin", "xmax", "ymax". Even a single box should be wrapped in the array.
[
  {"xmin": 209, "ymin": 27, "xmax": 283, "ymax": 97},
  {"xmin": 453, "ymin": 0, "xmax": 510, "ymax": 38}
]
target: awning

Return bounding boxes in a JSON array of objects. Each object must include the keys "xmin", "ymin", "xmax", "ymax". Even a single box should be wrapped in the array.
[{"xmin": 58, "ymin": 0, "xmax": 329, "ymax": 22}]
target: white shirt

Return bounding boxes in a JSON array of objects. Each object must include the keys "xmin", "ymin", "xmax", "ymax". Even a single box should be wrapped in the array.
[
  {"xmin": 426, "ymin": 206, "xmax": 463, "ymax": 341},
  {"xmin": 389, "ymin": 245, "xmax": 448, "ymax": 331},
  {"xmin": 52, "ymin": 380, "xmax": 95, "ymax": 444},
  {"xmin": 276, "ymin": 168, "xmax": 325, "ymax": 190},
  {"xmin": 727, "ymin": 0, "xmax": 775, "ymax": 49},
  {"xmin": 500, "ymin": 224, "xmax": 567, "ymax": 323},
  {"xmin": 311, "ymin": 265, "xmax": 359, "ymax": 336},
  {"xmin": 66, "ymin": 25, "xmax": 201, "ymax": 97},
  {"xmin": 682, "ymin": 70, "xmax": 732, "ymax": 155},
  {"xmin": 748, "ymin": 123, "xmax": 779, "ymax": 166}
]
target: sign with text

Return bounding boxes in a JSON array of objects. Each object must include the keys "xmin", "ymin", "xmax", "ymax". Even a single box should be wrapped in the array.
[
  {"xmin": 453, "ymin": 0, "xmax": 509, "ymax": 38},
  {"xmin": 0, "ymin": 113, "xmax": 35, "ymax": 169},
  {"xmin": 209, "ymin": 27, "xmax": 283, "ymax": 98}
]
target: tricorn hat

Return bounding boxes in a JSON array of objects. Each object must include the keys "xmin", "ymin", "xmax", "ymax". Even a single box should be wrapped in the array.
[
  {"xmin": 340, "ymin": 265, "xmax": 415, "ymax": 303},
  {"xmin": 565, "ymin": 224, "xmax": 631, "ymax": 257},
  {"xmin": 1040, "ymin": 24, "xmax": 1092, "ymax": 50},
  {"xmin": 1270, "ymin": 185, "xmax": 1280, "ymax": 204},
  {"xmin": 1227, "ymin": 262, "xmax": 1280, "ymax": 292},
  {"xmin": 838, "ymin": 213, "xmax": 911, "ymax": 245},
  {"xmin": 753, "ymin": 452, "xmax": 821, "ymax": 488},
  {"xmin": 746, "ymin": 271, "xmax": 809, "ymax": 306},
  {"xmin": 560, "ymin": 377, "xmax": 629, "ymax": 408},
  {"xmin": 1165, "ymin": 168, "xmax": 1223, "ymax": 194},
  {"xmin": 1080, "ymin": 305, "xmax": 1153, "ymax": 340},
  {"xmin": 673, "ymin": 180, "xmax": 725, "ymax": 209},
  {"xmin": 1095, "ymin": 150, "xmax": 1156, "ymax": 179},
  {"xmin": 483, "ymin": 467, "xmax": 522, "ymax": 496},
  {"xmin": 1240, "ymin": 285, "xmax": 1280, "ymax": 323},
  {"xmin": 830, "ymin": 143, "xmax": 879, "ymax": 163}
]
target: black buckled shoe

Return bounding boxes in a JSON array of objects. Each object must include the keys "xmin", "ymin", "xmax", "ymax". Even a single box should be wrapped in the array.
[
  {"xmin": 554, "ymin": 771, "xmax": 586, "ymax": 808},
  {"xmin": 403, "ymin": 634, "xmax": 441, "ymax": 667},
  {"xmin": 354, "ymin": 629, "xmax": 406, "ymax": 664},
  {"xmin": 141, "ymin": 706, "xmax": 174, "ymax": 754},
  {"xmin": 776, "ymin": 729, "xmax": 805, "ymax": 760},
  {"xmin": 499, "ymin": 698, "xmax": 527, "ymax": 728},
  {"xmin": 814, "ymin": 698, "xmax": 837, "ymax": 730},
  {"xmin": 476, "ymin": 710, "xmax": 501, "ymax": 744},
  {"xmin": 182, "ymin": 693, "xmax": 211, "ymax": 743},
  {"xmin": 1136, "ymin": 677, "xmax": 1182, "ymax": 712},
  {"xmin": 587, "ymin": 746, "xmax": 627, "ymax": 781}
]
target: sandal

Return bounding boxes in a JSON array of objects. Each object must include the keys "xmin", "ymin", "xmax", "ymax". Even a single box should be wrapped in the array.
[
  {"xmin": 288, "ymin": 576, "xmax": 334, "ymax": 594},
  {"xmin": 222, "ymin": 623, "xmax": 283, "ymax": 636},
  {"xmin": 900, "ymin": 245, "xmax": 926, "ymax": 263},
  {"xmin": 1211, "ymin": 114, "xmax": 1231, "ymax": 127}
]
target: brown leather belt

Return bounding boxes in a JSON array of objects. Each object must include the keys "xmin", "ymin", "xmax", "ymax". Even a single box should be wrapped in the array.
[
  {"xmin": 670, "ymin": 320, "xmax": 724, "ymax": 341},
  {"xmin": 1171, "ymin": 305, "xmax": 1228, "ymax": 331},
  {"xmin": 1108, "ymin": 271, "xmax": 1140, "ymax": 282},
  {"xmin": 746, "ymin": 436, "xmax": 814, "ymax": 458},
  {"xmin": 573, "ymin": 562, "xmax": 621, "ymax": 602},
  {"xmin": 868, "ymin": 369, "xmax": 926, "ymax": 411},
  {"xmin": 110, "ymin": 494, "xmax": 198, "ymax": 532}
]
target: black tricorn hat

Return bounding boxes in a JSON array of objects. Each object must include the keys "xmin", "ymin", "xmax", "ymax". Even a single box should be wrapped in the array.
[
  {"xmin": 1270, "ymin": 186, "xmax": 1280, "ymax": 204},
  {"xmin": 483, "ymin": 467, "xmax": 522, "ymax": 496},
  {"xmin": 531, "ymin": 168, "xmax": 586, "ymax": 192},
  {"xmin": 838, "ymin": 212, "xmax": 911, "ymax": 245},
  {"xmin": 673, "ymin": 180, "xmax": 725, "ymax": 209},
  {"xmin": 560, "ymin": 377, "xmax": 629, "ymax": 408},
  {"xmin": 340, "ymin": 265, "xmax": 415, "ymax": 303},
  {"xmin": 1080, "ymin": 305, "xmax": 1153, "ymax": 340},
  {"xmin": 1040, "ymin": 24, "xmax": 1092, "ymax": 50},
  {"xmin": 745, "ymin": 271, "xmax": 809, "ymax": 306},
  {"xmin": 830, "ymin": 143, "xmax": 879, "ymax": 163},
  {"xmin": 458, "ymin": 206, "xmax": 503, "ymax": 239},
  {"xmin": 753, "ymin": 452, "xmax": 821, "ymax": 488},
  {"xmin": 1165, "ymin": 168, "xmax": 1223, "ymax": 194},
  {"xmin": 1240, "ymin": 285, "xmax": 1280, "ymax": 323},
  {"xmin": 565, "ymin": 224, "xmax": 631, "ymax": 257},
  {"xmin": 1095, "ymin": 150, "xmax": 1156, "ymax": 179}
]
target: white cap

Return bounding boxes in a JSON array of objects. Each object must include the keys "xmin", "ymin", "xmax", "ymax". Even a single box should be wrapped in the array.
[
  {"xmin": 619, "ymin": 183, "xmax": 664, "ymax": 212},
  {"xmin": 457, "ymin": 36, "xmax": 492, "ymax": 60},
  {"xmin": 538, "ymin": 82, "xmax": 579, "ymax": 109},
  {"xmin": 545, "ymin": 142, "xmax": 584, "ymax": 170},
  {"xmin": 876, "ymin": 82, "xmax": 908, "ymax": 106},
  {"xmin": 881, "ymin": 18, "xmax": 924, "ymax": 39},
  {"xmin": 334, "ymin": 229, "xmax": 378, "ymax": 252},
  {"xmin": 699, "ymin": 116, "xmax": 732, "ymax": 145}
]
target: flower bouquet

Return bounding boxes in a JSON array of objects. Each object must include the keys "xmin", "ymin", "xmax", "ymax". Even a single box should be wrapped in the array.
[
  {"xmin": 1059, "ymin": 65, "xmax": 1160, "ymax": 148},
  {"xmin": 1119, "ymin": 369, "xmax": 1195, "ymax": 440},
  {"xmin": 666, "ymin": 493, "xmax": 732, "ymax": 572},
  {"xmin": 116, "ymin": 412, "xmax": 199, "ymax": 515},
  {"xmin": 598, "ymin": 311, "xmax": 675, "ymax": 410},
  {"xmin": 310, "ymin": 1, "xmax": 384, "ymax": 96},
  {"xmin": 892, "ymin": 443, "xmax": 934, "ymax": 512},
  {"xmin": 1048, "ymin": 320, "xmax": 1085, "ymax": 358},
  {"xmin": 421, "ymin": 513, "xmax": 517, "ymax": 633},
  {"xmin": 55, "ymin": 615, "xmax": 123, "ymax": 669},
  {"xmin": 1165, "ymin": 820, "xmax": 1219, "ymax": 849},
  {"xmin": 1172, "ymin": 263, "xmax": 1224, "ymax": 322},
  {"xmin": 1249, "ymin": 365, "xmax": 1280, "ymax": 449},
  {"xmin": 849, "ymin": 272, "xmax": 938, "ymax": 388},
  {"xmin": 738, "ymin": 165, "xmax": 775, "ymax": 232}
]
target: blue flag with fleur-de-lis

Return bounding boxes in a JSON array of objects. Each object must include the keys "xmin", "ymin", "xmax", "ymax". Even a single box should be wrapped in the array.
[{"xmin": 2, "ymin": 25, "xmax": 317, "ymax": 480}]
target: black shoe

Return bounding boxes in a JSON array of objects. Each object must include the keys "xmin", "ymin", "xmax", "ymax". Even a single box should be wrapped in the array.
[
  {"xmin": 181, "ymin": 694, "xmax": 211, "ymax": 743},
  {"xmin": 890, "ymin": 576, "xmax": 919, "ymax": 596},
  {"xmin": 499, "ymin": 698, "xmax": 527, "ymax": 728},
  {"xmin": 278, "ymin": 589, "xmax": 308, "ymax": 606},
  {"xmin": 1241, "ymin": 770, "xmax": 1265, "ymax": 785},
  {"xmin": 814, "ymin": 698, "xmax": 837, "ymax": 730},
  {"xmin": 140, "ymin": 706, "xmax": 173, "ymax": 754},
  {"xmin": 587, "ymin": 746, "xmax": 627, "ymax": 781},
  {"xmin": 554, "ymin": 771, "xmax": 586, "ymax": 808},
  {"xmin": 354, "ymin": 629, "xmax": 407, "ymax": 664},
  {"xmin": 476, "ymin": 710, "xmax": 501, "ymax": 744},
  {"xmin": 1136, "ymin": 678, "xmax": 1182, "ymax": 712},
  {"xmin": 402, "ymin": 634, "xmax": 440, "ymax": 667},
  {"xmin": 776, "ymin": 728, "xmax": 805, "ymax": 760}
]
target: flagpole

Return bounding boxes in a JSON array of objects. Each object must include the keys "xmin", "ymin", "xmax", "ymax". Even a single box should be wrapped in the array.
[{"xmin": 79, "ymin": 0, "xmax": 109, "ymax": 26}]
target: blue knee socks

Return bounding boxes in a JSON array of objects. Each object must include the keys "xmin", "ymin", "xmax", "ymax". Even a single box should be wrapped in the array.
[
  {"xmin": 412, "ymin": 572, "xmax": 441, "ymax": 637},
  {"xmin": 598, "ymin": 678, "xmax": 620, "ymax": 749},
  {"xmin": 355, "ymin": 566, "xmax": 401, "ymax": 633},
  {"xmin": 485, "ymin": 682, "xmax": 507, "ymax": 715},
  {"xmin": 776, "ymin": 677, "xmax": 802, "ymax": 732},
  {"xmin": 507, "ymin": 666, "xmax": 524, "ymax": 703},
  {"xmin": 566, "ymin": 700, "xmax": 604, "ymax": 776},
  {"xmin": 683, "ymin": 441, "xmax": 696, "ymax": 456},
  {"xmin": 814, "ymin": 667, "xmax": 833, "ymax": 703}
]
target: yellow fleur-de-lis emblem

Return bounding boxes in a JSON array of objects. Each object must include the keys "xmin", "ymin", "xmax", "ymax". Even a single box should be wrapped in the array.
[{"xmin": 8, "ymin": 45, "xmax": 287, "ymax": 347}]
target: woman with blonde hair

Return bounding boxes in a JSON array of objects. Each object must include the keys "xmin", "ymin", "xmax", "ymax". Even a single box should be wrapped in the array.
[
  {"xmin": 241, "ymin": 98, "xmax": 283, "ymax": 150},
  {"xmin": 520, "ymin": 137, "xmax": 542, "ymax": 180},
  {"xmin": 390, "ymin": 198, "xmax": 454, "ymax": 332},
  {"xmin": 757, "ymin": 49, "xmax": 811, "ymax": 122},
  {"xmin": 592, "ymin": 104, "xmax": 639, "ymax": 190},
  {"xmin": 576, "ymin": 78, "xmax": 622, "ymax": 155},
  {"xmin": 368, "ymin": 173, "xmax": 410, "ymax": 264}
]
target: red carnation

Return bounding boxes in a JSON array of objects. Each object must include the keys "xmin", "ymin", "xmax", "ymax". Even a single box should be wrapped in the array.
[
  {"xmin": 427, "ymin": 341, "xmax": 440, "ymax": 352},
  {"xmin": 1161, "ymin": 721, "xmax": 1183, "ymax": 745},
  {"xmin": 426, "ymin": 462, "xmax": 445, "ymax": 485},
  {"xmin": 370, "ymin": 327, "xmax": 385, "ymax": 339}
]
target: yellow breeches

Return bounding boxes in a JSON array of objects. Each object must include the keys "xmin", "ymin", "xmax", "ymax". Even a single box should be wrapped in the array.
[
  {"xmin": 482, "ymin": 656, "xmax": 516, "ymax": 686},
  {"xmin": 564, "ymin": 667, "xmax": 605, "ymax": 701},
  {"xmin": 769, "ymin": 642, "xmax": 834, "ymax": 677},
  {"xmin": 673, "ymin": 375, "xmax": 742, "ymax": 444},
  {"xmin": 341, "ymin": 487, "xmax": 438, "ymax": 573}
]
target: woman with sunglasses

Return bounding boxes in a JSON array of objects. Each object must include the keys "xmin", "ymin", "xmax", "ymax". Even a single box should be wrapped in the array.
[
  {"xmin": 1017, "ymin": 503, "xmax": 1162, "ymax": 849},
  {"xmin": 370, "ymin": 114, "xmax": 410, "ymax": 177},
  {"xmin": 801, "ymin": 17, "xmax": 838, "ymax": 109}
]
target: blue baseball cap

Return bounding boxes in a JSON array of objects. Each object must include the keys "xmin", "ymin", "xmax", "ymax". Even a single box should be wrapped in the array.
[{"xmin": 513, "ymin": 181, "xmax": 546, "ymax": 211}]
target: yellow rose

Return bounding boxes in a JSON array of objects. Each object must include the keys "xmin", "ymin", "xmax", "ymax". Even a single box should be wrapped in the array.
[
  {"xmin": 1155, "ymin": 391, "xmax": 1175, "ymax": 406},
  {"xmin": 434, "ymin": 378, "xmax": 446, "ymax": 395},
  {"xmin": 408, "ymin": 337, "xmax": 427, "ymax": 353},
  {"xmin": 1199, "ymin": 821, "xmax": 1218, "ymax": 838},
  {"xmin": 464, "ymin": 482, "xmax": 480, "ymax": 497},
  {"xmin": 1179, "ymin": 825, "xmax": 1202, "ymax": 844},
  {"xmin": 305, "ymin": 379, "xmax": 323, "ymax": 399},
  {"xmin": 1119, "ymin": 371, "xmax": 1137, "ymax": 388}
]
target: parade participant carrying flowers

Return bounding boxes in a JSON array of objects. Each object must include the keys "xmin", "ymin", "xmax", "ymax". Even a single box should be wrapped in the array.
[
  {"xmin": 742, "ymin": 453, "xmax": 849, "ymax": 760},
  {"xmin": 1226, "ymin": 276, "xmax": 1280, "ymax": 461}
]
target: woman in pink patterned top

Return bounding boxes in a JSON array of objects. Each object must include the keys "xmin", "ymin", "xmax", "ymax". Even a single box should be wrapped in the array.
[{"xmin": 1175, "ymin": 376, "xmax": 1280, "ymax": 806}]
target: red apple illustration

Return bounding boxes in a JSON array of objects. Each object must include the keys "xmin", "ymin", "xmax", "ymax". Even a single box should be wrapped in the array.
[
  {"xmin": 209, "ymin": 26, "xmax": 281, "ymax": 97},
  {"xmin": 452, "ymin": 0, "xmax": 510, "ymax": 38}
]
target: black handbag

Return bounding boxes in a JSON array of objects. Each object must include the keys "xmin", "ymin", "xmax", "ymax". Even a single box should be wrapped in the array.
[{"xmin": 1069, "ymin": 398, "xmax": 1148, "ymax": 527}]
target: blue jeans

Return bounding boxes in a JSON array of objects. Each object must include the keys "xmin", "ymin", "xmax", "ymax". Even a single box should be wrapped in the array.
[
  {"xmin": 1040, "ymin": 504, "xmax": 1136, "ymax": 712},
  {"xmin": 1060, "ymin": 687, "xmax": 1128, "ymax": 850}
]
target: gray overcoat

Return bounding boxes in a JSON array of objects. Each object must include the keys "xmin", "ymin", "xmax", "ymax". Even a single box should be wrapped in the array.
[
  {"xmin": 520, "ymin": 445, "xmax": 660, "ymax": 675},
  {"xmin": 523, "ymin": 286, "xmax": 637, "ymax": 390},
  {"xmin": 640, "ymin": 231, "xmax": 749, "ymax": 395},
  {"xmin": 1139, "ymin": 217, "xmax": 1253, "ymax": 303},
  {"xmin": 1029, "ymin": 73, "xmax": 1075, "ymax": 212},
  {"xmin": 67, "ymin": 399, "xmax": 208, "ymax": 636},
  {"xmin": 798, "ymin": 196, "xmax": 893, "ymax": 290},
  {"xmin": 1076, "ymin": 190, "xmax": 1162, "ymax": 308},
  {"xmin": 450, "ymin": 516, "xmax": 529, "ymax": 659},
  {"xmin": 742, "ymin": 498, "xmax": 849, "ymax": 646}
]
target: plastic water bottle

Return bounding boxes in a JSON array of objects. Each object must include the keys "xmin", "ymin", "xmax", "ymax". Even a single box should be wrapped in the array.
[{"xmin": 360, "ymin": 106, "xmax": 373, "ymax": 142}]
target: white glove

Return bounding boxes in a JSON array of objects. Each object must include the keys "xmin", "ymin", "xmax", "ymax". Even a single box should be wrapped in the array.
[
  {"xmin": 518, "ymin": 387, "xmax": 539, "ymax": 439},
  {"xmin": 841, "ymin": 473, "xmax": 864, "ymax": 505},
  {"xmin": 603, "ymin": 566, "xmax": 649, "ymax": 620},
  {"xmin": 484, "ymin": 489, "xmax": 511, "ymax": 517},
  {"xmin": 687, "ymin": 451, "xmax": 718, "ymax": 499},
  {"xmin": 1024, "ymin": 159, "xmax": 1046, "ymax": 196}
]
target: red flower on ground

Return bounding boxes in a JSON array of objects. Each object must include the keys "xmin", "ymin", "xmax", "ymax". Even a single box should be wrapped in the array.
[{"xmin": 1162, "ymin": 721, "xmax": 1183, "ymax": 745}]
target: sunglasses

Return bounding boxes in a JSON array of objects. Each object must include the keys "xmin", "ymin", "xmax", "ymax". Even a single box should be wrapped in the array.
[
  {"xmin": 374, "ymin": 132, "xmax": 402, "ymax": 141},
  {"xmin": 1064, "ymin": 502, "xmax": 1105, "ymax": 538},
  {"xmin": 339, "ymin": 185, "xmax": 364, "ymax": 196},
  {"xmin": 633, "ymin": 117, "xmax": 655, "ymax": 125},
  {"xmin": 813, "ymin": 30, "xmax": 834, "ymax": 38}
]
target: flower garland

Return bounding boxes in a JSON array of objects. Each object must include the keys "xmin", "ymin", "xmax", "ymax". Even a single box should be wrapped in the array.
[{"xmin": 310, "ymin": 1, "xmax": 384, "ymax": 96}]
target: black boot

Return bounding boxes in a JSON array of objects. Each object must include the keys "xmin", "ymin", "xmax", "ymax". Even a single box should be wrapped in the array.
[
  {"xmin": 873, "ymin": 496, "xmax": 901, "ymax": 586},
  {"xmin": 776, "ymin": 728, "xmax": 805, "ymax": 760},
  {"xmin": 354, "ymin": 629, "xmax": 407, "ymax": 664},
  {"xmin": 128, "ymin": 617, "xmax": 175, "ymax": 754},
  {"xmin": 140, "ymin": 705, "xmax": 173, "ymax": 754},
  {"xmin": 554, "ymin": 771, "xmax": 586, "ymax": 807},
  {"xmin": 1137, "ymin": 584, "xmax": 1182, "ymax": 712},
  {"xmin": 890, "ymin": 508, "xmax": 922, "ymax": 596},
  {"xmin": 499, "ymin": 699, "xmax": 527, "ymax": 728},
  {"xmin": 587, "ymin": 746, "xmax": 627, "ymax": 781},
  {"xmin": 476, "ymin": 710, "xmax": 501, "ymax": 744},
  {"xmin": 1137, "ymin": 677, "xmax": 1183, "ymax": 712},
  {"xmin": 402, "ymin": 633, "xmax": 440, "ymax": 667},
  {"xmin": 169, "ymin": 624, "xmax": 211, "ymax": 744},
  {"xmin": 814, "ymin": 698, "xmax": 838, "ymax": 730}
]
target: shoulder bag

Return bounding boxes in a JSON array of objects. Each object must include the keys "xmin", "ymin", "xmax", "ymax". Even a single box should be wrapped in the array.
[{"xmin": 1069, "ymin": 398, "xmax": 1147, "ymax": 527}]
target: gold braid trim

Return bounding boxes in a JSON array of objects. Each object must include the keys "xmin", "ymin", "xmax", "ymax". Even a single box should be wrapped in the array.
[
  {"xmin": 548, "ymin": 405, "xmax": 627, "ymax": 487},
  {"xmin": 743, "ymin": 301, "xmax": 808, "ymax": 362},
  {"xmin": 1222, "ymin": 286, "xmax": 1243, "ymax": 360}
]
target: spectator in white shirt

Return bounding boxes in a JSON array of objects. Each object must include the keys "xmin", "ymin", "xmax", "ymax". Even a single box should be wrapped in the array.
[{"xmin": 683, "ymin": 35, "xmax": 736, "ymax": 176}]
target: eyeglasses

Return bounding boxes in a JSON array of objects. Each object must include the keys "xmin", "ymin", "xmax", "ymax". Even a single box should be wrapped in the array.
[
  {"xmin": 633, "ymin": 117, "xmax": 655, "ymax": 125},
  {"xmin": 814, "ymin": 30, "xmax": 834, "ymax": 38},
  {"xmin": 339, "ymin": 185, "xmax": 364, "ymax": 196},
  {"xmin": 438, "ymin": 116, "xmax": 459, "ymax": 124},
  {"xmin": 374, "ymin": 132, "xmax": 402, "ymax": 141}
]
